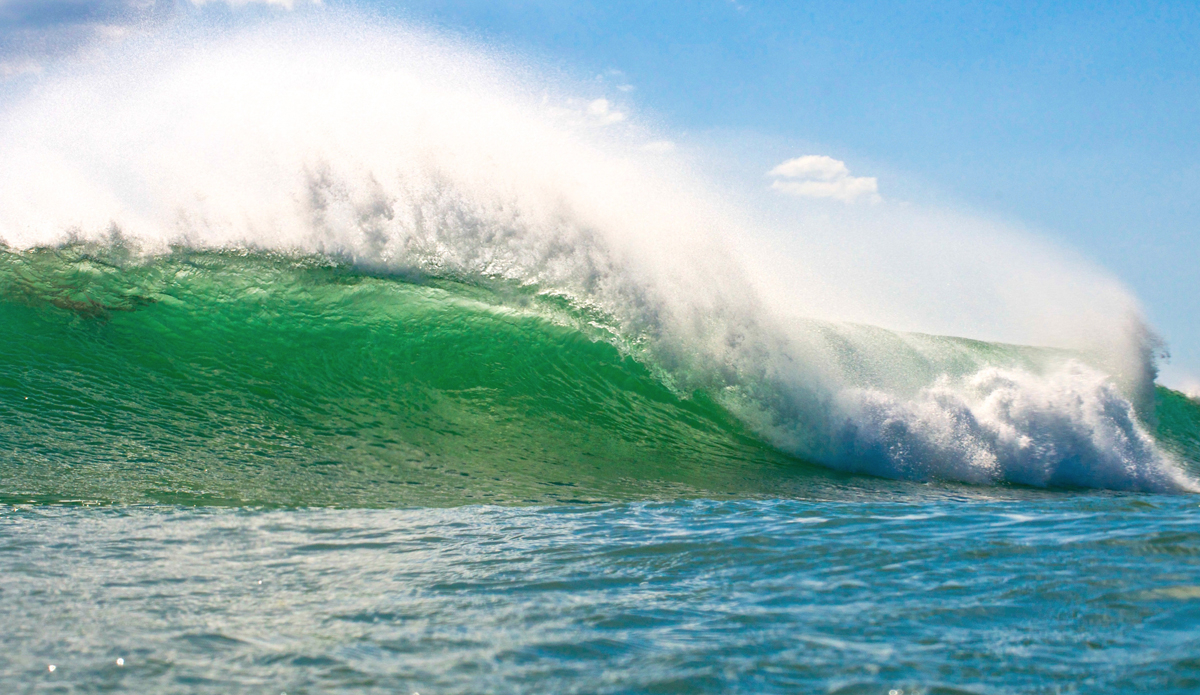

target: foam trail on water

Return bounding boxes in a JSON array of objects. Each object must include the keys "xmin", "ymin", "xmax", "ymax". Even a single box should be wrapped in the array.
[{"xmin": 0, "ymin": 13, "xmax": 1193, "ymax": 492}]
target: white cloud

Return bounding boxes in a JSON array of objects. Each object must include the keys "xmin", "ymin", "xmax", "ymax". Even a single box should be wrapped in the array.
[
  {"xmin": 768, "ymin": 154, "xmax": 881, "ymax": 203},
  {"xmin": 769, "ymin": 155, "xmax": 849, "ymax": 180},
  {"xmin": 642, "ymin": 140, "xmax": 675, "ymax": 154},
  {"xmin": 587, "ymin": 98, "xmax": 625, "ymax": 125}
]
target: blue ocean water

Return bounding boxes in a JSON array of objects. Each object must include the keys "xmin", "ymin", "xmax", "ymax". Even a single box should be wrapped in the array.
[{"xmin": 3, "ymin": 492, "xmax": 1199, "ymax": 694}]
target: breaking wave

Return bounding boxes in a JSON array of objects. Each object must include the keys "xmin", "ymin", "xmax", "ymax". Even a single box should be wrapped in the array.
[{"xmin": 1, "ymin": 14, "xmax": 1195, "ymax": 502}]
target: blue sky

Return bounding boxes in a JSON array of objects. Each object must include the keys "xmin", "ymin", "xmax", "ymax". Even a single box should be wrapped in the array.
[
  {"xmin": 1, "ymin": 0, "xmax": 1197, "ymax": 387},
  {"xmin": 379, "ymin": 0, "xmax": 1200, "ymax": 386}
]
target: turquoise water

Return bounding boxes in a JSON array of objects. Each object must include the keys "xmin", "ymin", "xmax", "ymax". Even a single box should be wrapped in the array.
[{"xmin": 4, "ymin": 493, "xmax": 1199, "ymax": 694}]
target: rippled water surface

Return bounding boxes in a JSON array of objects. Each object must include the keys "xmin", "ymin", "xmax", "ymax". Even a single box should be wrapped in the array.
[{"xmin": 4, "ymin": 491, "xmax": 1199, "ymax": 694}]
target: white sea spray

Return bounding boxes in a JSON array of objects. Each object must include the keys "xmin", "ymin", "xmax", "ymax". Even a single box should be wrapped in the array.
[{"xmin": 0, "ymin": 13, "xmax": 1190, "ymax": 491}]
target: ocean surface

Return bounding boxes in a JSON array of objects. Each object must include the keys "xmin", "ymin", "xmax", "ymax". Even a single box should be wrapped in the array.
[
  {"xmin": 2, "ymin": 494, "xmax": 1199, "ymax": 695},
  {"xmin": 3, "ymin": 18, "xmax": 1200, "ymax": 693},
  {"xmin": 2, "ymin": 249, "xmax": 1198, "ymax": 694}
]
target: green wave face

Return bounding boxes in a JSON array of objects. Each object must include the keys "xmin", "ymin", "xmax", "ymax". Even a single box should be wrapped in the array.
[
  {"xmin": 3, "ymin": 246, "xmax": 1198, "ymax": 506},
  {"xmin": 1156, "ymin": 386, "xmax": 1200, "ymax": 467},
  {"xmin": 0, "ymin": 246, "xmax": 822, "ymax": 507}
]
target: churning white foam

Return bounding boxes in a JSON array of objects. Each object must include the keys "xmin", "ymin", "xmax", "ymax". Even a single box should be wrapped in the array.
[
  {"xmin": 833, "ymin": 363, "xmax": 1189, "ymax": 490},
  {"xmin": 0, "ymin": 14, "xmax": 1192, "ymax": 491}
]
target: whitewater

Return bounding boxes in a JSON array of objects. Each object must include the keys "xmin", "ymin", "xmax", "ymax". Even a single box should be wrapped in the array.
[{"xmin": 2, "ymin": 12, "xmax": 1200, "ymax": 695}]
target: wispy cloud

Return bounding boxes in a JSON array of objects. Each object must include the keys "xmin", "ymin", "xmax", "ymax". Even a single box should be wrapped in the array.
[
  {"xmin": 0, "ymin": 0, "xmax": 313, "ymax": 78},
  {"xmin": 767, "ymin": 154, "xmax": 881, "ymax": 203},
  {"xmin": 0, "ymin": 0, "xmax": 155, "ymax": 77},
  {"xmin": 594, "ymin": 68, "xmax": 635, "ymax": 93},
  {"xmin": 586, "ymin": 98, "xmax": 625, "ymax": 125}
]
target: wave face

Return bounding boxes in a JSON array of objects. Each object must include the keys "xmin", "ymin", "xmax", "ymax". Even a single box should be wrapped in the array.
[
  {"xmin": 0, "ymin": 17, "xmax": 1196, "ymax": 499},
  {"xmin": 1, "ymin": 246, "xmax": 1196, "ymax": 505},
  {"xmin": 0, "ymin": 247, "xmax": 826, "ymax": 506}
]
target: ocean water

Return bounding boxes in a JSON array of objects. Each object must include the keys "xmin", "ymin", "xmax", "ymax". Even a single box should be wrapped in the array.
[
  {"xmin": 2, "ymin": 249, "xmax": 1198, "ymax": 694},
  {"xmin": 2, "ymin": 15, "xmax": 1200, "ymax": 694},
  {"xmin": 4, "ymin": 494, "xmax": 1200, "ymax": 694}
]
